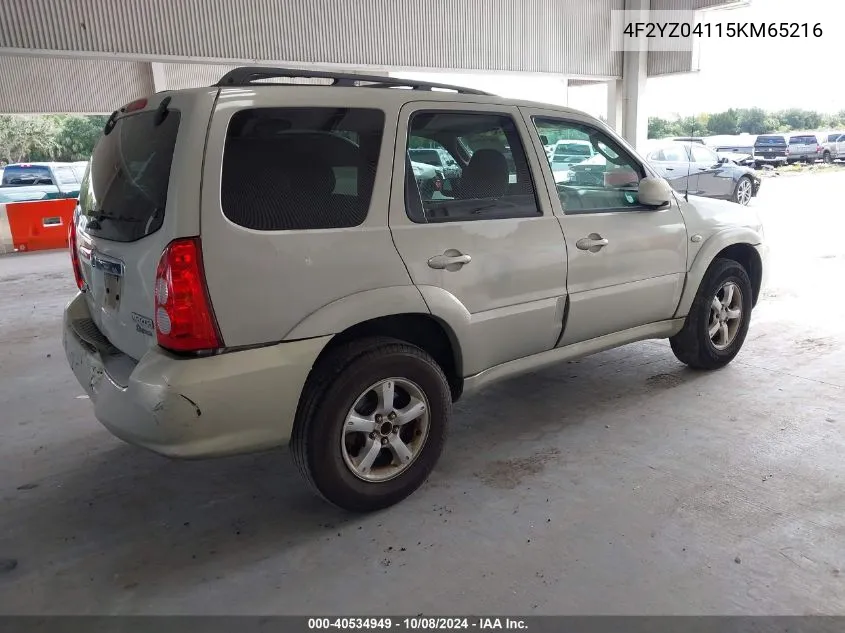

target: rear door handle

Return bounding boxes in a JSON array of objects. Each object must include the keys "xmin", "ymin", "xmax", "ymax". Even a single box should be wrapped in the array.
[
  {"xmin": 428, "ymin": 251, "xmax": 472, "ymax": 270},
  {"xmin": 576, "ymin": 234, "xmax": 609, "ymax": 252}
]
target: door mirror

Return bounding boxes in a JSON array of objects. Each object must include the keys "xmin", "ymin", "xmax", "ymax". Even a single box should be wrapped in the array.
[
  {"xmin": 718, "ymin": 156, "xmax": 729, "ymax": 164},
  {"xmin": 540, "ymin": 134, "xmax": 550, "ymax": 146},
  {"xmin": 638, "ymin": 177, "xmax": 673, "ymax": 208}
]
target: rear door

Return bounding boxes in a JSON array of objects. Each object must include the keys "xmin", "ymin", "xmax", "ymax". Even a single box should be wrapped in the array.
[
  {"xmin": 690, "ymin": 144, "xmax": 733, "ymax": 198},
  {"xmin": 74, "ymin": 90, "xmax": 218, "ymax": 360},
  {"xmin": 388, "ymin": 102, "xmax": 569, "ymax": 376},
  {"xmin": 644, "ymin": 143, "xmax": 695, "ymax": 193},
  {"xmin": 837, "ymin": 134, "xmax": 845, "ymax": 157}
]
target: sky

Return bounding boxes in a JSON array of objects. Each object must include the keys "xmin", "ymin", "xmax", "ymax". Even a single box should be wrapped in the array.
[{"xmin": 393, "ymin": 0, "xmax": 842, "ymax": 120}]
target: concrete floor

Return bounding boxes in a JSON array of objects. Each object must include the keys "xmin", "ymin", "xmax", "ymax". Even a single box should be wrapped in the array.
[{"xmin": 1, "ymin": 170, "xmax": 844, "ymax": 615}]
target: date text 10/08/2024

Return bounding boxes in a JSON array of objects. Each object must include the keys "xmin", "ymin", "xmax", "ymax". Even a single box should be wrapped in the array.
[
  {"xmin": 623, "ymin": 21, "xmax": 823, "ymax": 39},
  {"xmin": 308, "ymin": 618, "xmax": 528, "ymax": 630}
]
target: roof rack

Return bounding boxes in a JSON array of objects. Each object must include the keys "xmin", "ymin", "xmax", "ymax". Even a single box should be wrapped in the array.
[{"xmin": 215, "ymin": 66, "xmax": 492, "ymax": 95}]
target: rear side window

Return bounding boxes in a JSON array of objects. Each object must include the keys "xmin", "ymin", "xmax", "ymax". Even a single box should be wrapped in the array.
[
  {"xmin": 80, "ymin": 109, "xmax": 181, "ymax": 242},
  {"xmin": 221, "ymin": 108, "xmax": 385, "ymax": 231},
  {"xmin": 404, "ymin": 111, "xmax": 540, "ymax": 223},
  {"xmin": 2, "ymin": 165, "xmax": 53, "ymax": 186}
]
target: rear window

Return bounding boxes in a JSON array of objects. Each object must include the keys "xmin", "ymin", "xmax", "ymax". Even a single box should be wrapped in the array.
[
  {"xmin": 80, "ymin": 109, "xmax": 181, "ymax": 242},
  {"xmin": 2, "ymin": 165, "xmax": 53, "ymax": 186},
  {"xmin": 221, "ymin": 108, "xmax": 385, "ymax": 231},
  {"xmin": 755, "ymin": 136, "xmax": 786, "ymax": 146}
]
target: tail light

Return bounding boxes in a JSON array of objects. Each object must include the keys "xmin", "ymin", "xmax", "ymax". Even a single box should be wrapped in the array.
[
  {"xmin": 68, "ymin": 215, "xmax": 86, "ymax": 291},
  {"xmin": 817, "ymin": 145, "xmax": 823, "ymax": 153},
  {"xmin": 785, "ymin": 147, "xmax": 790, "ymax": 155},
  {"xmin": 154, "ymin": 237, "xmax": 222, "ymax": 353}
]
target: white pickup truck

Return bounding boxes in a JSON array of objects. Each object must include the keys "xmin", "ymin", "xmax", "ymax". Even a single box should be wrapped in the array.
[{"xmin": 821, "ymin": 132, "xmax": 845, "ymax": 163}]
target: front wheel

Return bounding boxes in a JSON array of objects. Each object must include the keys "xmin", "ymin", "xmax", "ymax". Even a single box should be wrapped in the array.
[
  {"xmin": 291, "ymin": 337, "xmax": 451, "ymax": 512},
  {"xmin": 823, "ymin": 151, "xmax": 832, "ymax": 164},
  {"xmin": 732, "ymin": 176, "xmax": 753, "ymax": 206},
  {"xmin": 670, "ymin": 258, "xmax": 753, "ymax": 370}
]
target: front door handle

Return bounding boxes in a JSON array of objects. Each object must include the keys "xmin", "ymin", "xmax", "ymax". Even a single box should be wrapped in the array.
[
  {"xmin": 428, "ymin": 250, "xmax": 472, "ymax": 271},
  {"xmin": 575, "ymin": 234, "xmax": 609, "ymax": 253}
]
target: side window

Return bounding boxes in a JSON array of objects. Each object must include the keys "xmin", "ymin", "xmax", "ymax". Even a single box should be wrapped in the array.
[
  {"xmin": 404, "ymin": 111, "xmax": 540, "ymax": 223},
  {"xmin": 53, "ymin": 166, "xmax": 79, "ymax": 185},
  {"xmin": 660, "ymin": 145, "xmax": 690, "ymax": 162},
  {"xmin": 221, "ymin": 107, "xmax": 385, "ymax": 231},
  {"xmin": 690, "ymin": 145, "xmax": 718, "ymax": 164},
  {"xmin": 533, "ymin": 117, "xmax": 645, "ymax": 214}
]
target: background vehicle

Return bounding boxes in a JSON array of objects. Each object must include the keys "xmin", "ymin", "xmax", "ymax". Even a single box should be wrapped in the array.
[
  {"xmin": 408, "ymin": 147, "xmax": 462, "ymax": 181},
  {"xmin": 753, "ymin": 135, "xmax": 789, "ymax": 168},
  {"xmin": 410, "ymin": 160, "xmax": 444, "ymax": 198},
  {"xmin": 821, "ymin": 132, "xmax": 845, "ymax": 163},
  {"xmin": 63, "ymin": 67, "xmax": 767, "ymax": 512},
  {"xmin": 643, "ymin": 141, "xmax": 761, "ymax": 205},
  {"xmin": 549, "ymin": 139, "xmax": 595, "ymax": 182},
  {"xmin": 0, "ymin": 162, "xmax": 82, "ymax": 201},
  {"xmin": 787, "ymin": 134, "xmax": 823, "ymax": 164}
]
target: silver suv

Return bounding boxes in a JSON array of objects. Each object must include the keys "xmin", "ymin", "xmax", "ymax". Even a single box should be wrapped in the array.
[{"xmin": 64, "ymin": 67, "xmax": 768, "ymax": 511}]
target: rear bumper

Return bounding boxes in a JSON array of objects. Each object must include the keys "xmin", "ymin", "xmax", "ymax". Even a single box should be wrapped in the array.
[{"xmin": 63, "ymin": 293, "xmax": 331, "ymax": 458}]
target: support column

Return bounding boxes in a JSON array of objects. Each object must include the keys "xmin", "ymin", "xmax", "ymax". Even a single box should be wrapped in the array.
[
  {"xmin": 606, "ymin": 79, "xmax": 623, "ymax": 132},
  {"xmin": 620, "ymin": 0, "xmax": 649, "ymax": 150},
  {"xmin": 149, "ymin": 62, "xmax": 167, "ymax": 93}
]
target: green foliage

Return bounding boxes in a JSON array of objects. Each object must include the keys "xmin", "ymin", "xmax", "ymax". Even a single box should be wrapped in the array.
[
  {"xmin": 0, "ymin": 114, "xmax": 106, "ymax": 164},
  {"xmin": 649, "ymin": 107, "xmax": 842, "ymax": 140}
]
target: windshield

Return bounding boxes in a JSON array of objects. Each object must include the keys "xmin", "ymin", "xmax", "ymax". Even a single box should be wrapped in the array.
[
  {"xmin": 1, "ymin": 165, "xmax": 53, "ymax": 186},
  {"xmin": 80, "ymin": 109, "xmax": 180, "ymax": 242}
]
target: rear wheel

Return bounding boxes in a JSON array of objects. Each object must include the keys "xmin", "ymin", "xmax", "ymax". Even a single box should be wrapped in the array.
[
  {"xmin": 823, "ymin": 151, "xmax": 832, "ymax": 164},
  {"xmin": 731, "ymin": 176, "xmax": 753, "ymax": 205},
  {"xmin": 670, "ymin": 258, "xmax": 753, "ymax": 370},
  {"xmin": 291, "ymin": 337, "xmax": 451, "ymax": 512}
]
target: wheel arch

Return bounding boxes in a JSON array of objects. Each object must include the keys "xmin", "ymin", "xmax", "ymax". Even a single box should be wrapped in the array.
[
  {"xmin": 675, "ymin": 230, "xmax": 764, "ymax": 318},
  {"xmin": 309, "ymin": 313, "xmax": 464, "ymax": 402}
]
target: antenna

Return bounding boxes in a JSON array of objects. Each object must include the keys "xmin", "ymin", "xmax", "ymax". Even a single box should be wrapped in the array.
[{"xmin": 684, "ymin": 114, "xmax": 694, "ymax": 203}]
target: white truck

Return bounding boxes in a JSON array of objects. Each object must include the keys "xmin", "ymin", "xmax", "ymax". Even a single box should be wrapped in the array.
[{"xmin": 821, "ymin": 132, "xmax": 845, "ymax": 163}]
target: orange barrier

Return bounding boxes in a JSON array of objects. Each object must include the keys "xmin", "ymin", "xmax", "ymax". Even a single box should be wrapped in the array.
[{"xmin": 4, "ymin": 198, "xmax": 77, "ymax": 252}]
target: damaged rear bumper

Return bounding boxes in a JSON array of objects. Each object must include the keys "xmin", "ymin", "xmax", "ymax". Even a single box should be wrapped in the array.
[{"xmin": 63, "ymin": 292, "xmax": 330, "ymax": 458}]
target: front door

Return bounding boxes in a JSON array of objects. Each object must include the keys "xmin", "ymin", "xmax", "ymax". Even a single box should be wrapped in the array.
[
  {"xmin": 388, "ymin": 102, "xmax": 569, "ymax": 377},
  {"xmin": 526, "ymin": 110, "xmax": 688, "ymax": 346},
  {"xmin": 690, "ymin": 144, "xmax": 733, "ymax": 198}
]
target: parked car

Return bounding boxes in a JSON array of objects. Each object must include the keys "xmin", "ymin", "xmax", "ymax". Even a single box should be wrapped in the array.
[
  {"xmin": 753, "ymin": 135, "xmax": 789, "ymax": 168},
  {"xmin": 549, "ymin": 139, "xmax": 595, "ymax": 182},
  {"xmin": 786, "ymin": 134, "xmax": 824, "ymax": 164},
  {"xmin": 642, "ymin": 141, "xmax": 761, "ymax": 205},
  {"xmin": 408, "ymin": 147, "xmax": 462, "ymax": 181},
  {"xmin": 64, "ymin": 67, "xmax": 767, "ymax": 512},
  {"xmin": 0, "ymin": 162, "xmax": 82, "ymax": 201},
  {"xmin": 410, "ymin": 160, "xmax": 444, "ymax": 198},
  {"xmin": 821, "ymin": 132, "xmax": 845, "ymax": 163}
]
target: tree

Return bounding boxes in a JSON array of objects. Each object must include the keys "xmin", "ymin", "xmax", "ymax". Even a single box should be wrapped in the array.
[
  {"xmin": 53, "ymin": 115, "xmax": 108, "ymax": 161},
  {"xmin": 737, "ymin": 108, "xmax": 769, "ymax": 134},
  {"xmin": 0, "ymin": 115, "xmax": 59, "ymax": 163},
  {"xmin": 706, "ymin": 109, "xmax": 739, "ymax": 135}
]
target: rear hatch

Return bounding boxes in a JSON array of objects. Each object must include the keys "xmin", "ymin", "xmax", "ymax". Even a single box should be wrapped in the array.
[
  {"xmin": 754, "ymin": 135, "xmax": 788, "ymax": 158},
  {"xmin": 74, "ymin": 91, "xmax": 215, "ymax": 361}
]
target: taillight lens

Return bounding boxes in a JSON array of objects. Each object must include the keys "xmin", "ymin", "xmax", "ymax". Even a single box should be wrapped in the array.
[
  {"xmin": 68, "ymin": 217, "xmax": 85, "ymax": 291},
  {"xmin": 154, "ymin": 237, "xmax": 222, "ymax": 353}
]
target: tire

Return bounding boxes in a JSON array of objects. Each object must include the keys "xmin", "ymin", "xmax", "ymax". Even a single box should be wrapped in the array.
[
  {"xmin": 731, "ymin": 175, "xmax": 753, "ymax": 206},
  {"xmin": 291, "ymin": 336, "xmax": 451, "ymax": 512},
  {"xmin": 669, "ymin": 258, "xmax": 753, "ymax": 370},
  {"xmin": 823, "ymin": 151, "xmax": 832, "ymax": 164}
]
